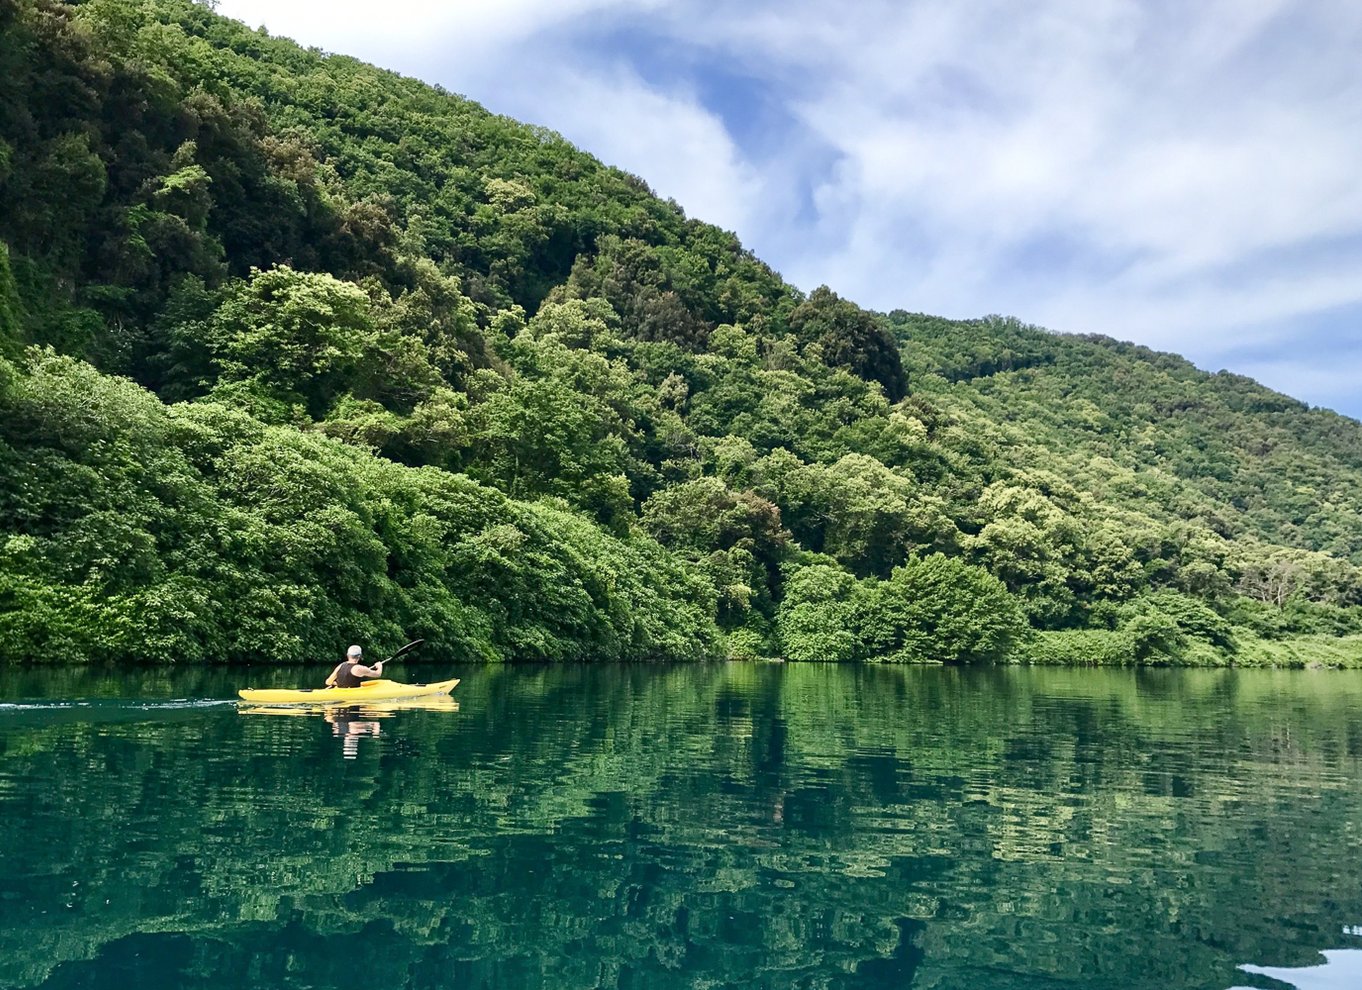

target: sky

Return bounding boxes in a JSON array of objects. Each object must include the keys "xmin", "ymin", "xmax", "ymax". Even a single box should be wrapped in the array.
[{"xmin": 213, "ymin": 0, "xmax": 1362, "ymax": 419}]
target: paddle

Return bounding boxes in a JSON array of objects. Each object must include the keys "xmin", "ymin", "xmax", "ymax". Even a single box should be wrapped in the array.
[{"xmin": 361, "ymin": 638, "xmax": 425, "ymax": 681}]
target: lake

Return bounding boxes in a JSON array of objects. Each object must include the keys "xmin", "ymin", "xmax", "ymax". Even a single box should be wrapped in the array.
[{"xmin": 3, "ymin": 663, "xmax": 1362, "ymax": 989}]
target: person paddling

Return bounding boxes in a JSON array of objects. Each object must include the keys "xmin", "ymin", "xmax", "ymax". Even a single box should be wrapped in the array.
[{"xmin": 326, "ymin": 645, "xmax": 386, "ymax": 689}]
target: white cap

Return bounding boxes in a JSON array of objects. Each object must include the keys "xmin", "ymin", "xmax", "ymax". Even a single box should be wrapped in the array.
[{"xmin": 347, "ymin": 645, "xmax": 363, "ymax": 658}]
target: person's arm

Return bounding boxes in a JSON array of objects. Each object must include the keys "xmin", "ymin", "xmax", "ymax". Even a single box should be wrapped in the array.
[
  {"xmin": 356, "ymin": 660, "xmax": 385, "ymax": 678},
  {"xmin": 325, "ymin": 662, "xmax": 344, "ymax": 688}
]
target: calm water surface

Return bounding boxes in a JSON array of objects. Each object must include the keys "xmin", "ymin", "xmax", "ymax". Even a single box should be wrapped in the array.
[{"xmin": 3, "ymin": 664, "xmax": 1362, "ymax": 989}]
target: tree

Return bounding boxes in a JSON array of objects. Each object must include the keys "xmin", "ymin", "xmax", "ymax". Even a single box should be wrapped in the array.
[
  {"xmin": 0, "ymin": 242, "xmax": 22, "ymax": 358},
  {"xmin": 641, "ymin": 476, "xmax": 788, "ymax": 630},
  {"xmin": 788, "ymin": 286, "xmax": 906, "ymax": 400},
  {"xmin": 857, "ymin": 554, "xmax": 1028, "ymax": 664},
  {"xmin": 776, "ymin": 563, "xmax": 862, "ymax": 662},
  {"xmin": 172, "ymin": 266, "xmax": 374, "ymax": 417}
]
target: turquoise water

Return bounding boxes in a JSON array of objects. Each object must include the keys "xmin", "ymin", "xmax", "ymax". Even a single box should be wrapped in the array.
[{"xmin": 3, "ymin": 663, "xmax": 1362, "ymax": 989}]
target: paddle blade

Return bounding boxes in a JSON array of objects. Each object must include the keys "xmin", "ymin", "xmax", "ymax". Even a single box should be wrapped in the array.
[{"xmin": 386, "ymin": 639, "xmax": 425, "ymax": 661}]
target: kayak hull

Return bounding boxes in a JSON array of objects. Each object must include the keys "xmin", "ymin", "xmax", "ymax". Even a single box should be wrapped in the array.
[{"xmin": 237, "ymin": 677, "xmax": 460, "ymax": 705}]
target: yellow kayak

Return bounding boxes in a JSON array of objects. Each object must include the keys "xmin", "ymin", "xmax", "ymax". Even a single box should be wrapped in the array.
[{"xmin": 237, "ymin": 677, "xmax": 460, "ymax": 705}]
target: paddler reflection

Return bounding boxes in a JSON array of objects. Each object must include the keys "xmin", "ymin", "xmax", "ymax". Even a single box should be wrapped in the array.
[
  {"xmin": 325, "ymin": 705, "xmax": 382, "ymax": 758},
  {"xmin": 236, "ymin": 692, "xmax": 460, "ymax": 761}
]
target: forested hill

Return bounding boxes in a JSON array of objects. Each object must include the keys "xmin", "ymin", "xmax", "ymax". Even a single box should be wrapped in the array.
[
  {"xmin": 2, "ymin": 0, "xmax": 1360, "ymax": 666},
  {"xmin": 894, "ymin": 313, "xmax": 1362, "ymax": 563}
]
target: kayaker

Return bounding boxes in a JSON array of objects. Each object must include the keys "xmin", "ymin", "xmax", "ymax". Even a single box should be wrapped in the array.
[{"xmin": 325, "ymin": 645, "xmax": 385, "ymax": 689}]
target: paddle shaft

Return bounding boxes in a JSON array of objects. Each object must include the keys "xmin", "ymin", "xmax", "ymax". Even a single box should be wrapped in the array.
[{"xmin": 376, "ymin": 638, "xmax": 424, "ymax": 667}]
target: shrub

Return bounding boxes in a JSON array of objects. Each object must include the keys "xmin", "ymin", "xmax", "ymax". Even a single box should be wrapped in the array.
[{"xmin": 858, "ymin": 554, "xmax": 1028, "ymax": 664}]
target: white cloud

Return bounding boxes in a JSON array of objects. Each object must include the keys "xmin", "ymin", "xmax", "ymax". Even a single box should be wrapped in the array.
[
  {"xmin": 691, "ymin": 0, "xmax": 1362, "ymax": 397},
  {"xmin": 1232, "ymin": 353, "xmax": 1362, "ymax": 416},
  {"xmin": 213, "ymin": 0, "xmax": 640, "ymax": 62}
]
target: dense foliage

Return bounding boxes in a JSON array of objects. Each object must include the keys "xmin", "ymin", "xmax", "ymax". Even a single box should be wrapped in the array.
[{"xmin": 1, "ymin": 0, "xmax": 1360, "ymax": 663}]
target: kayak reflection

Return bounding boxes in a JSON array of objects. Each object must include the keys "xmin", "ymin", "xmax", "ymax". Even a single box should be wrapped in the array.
[{"xmin": 238, "ymin": 694, "xmax": 460, "ymax": 758}]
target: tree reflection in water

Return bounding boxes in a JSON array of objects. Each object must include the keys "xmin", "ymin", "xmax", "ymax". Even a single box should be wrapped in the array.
[{"xmin": 4, "ymin": 665, "xmax": 1362, "ymax": 990}]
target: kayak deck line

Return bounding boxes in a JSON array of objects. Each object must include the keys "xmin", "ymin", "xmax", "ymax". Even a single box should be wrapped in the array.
[{"xmin": 236, "ymin": 677, "xmax": 460, "ymax": 705}]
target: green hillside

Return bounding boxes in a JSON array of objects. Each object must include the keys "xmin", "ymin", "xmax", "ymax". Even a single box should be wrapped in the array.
[{"xmin": 2, "ymin": 0, "xmax": 1359, "ymax": 665}]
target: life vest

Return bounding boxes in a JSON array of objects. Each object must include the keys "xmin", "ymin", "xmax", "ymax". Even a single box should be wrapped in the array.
[{"xmin": 334, "ymin": 661, "xmax": 367, "ymax": 689}]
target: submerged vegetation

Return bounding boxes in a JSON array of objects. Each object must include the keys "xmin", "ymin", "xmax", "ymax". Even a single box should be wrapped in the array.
[{"xmin": 1, "ymin": 0, "xmax": 1360, "ymax": 663}]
